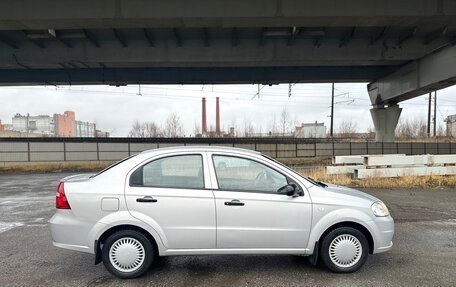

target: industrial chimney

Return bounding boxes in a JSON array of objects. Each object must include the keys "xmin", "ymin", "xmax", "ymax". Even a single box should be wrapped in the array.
[
  {"xmin": 216, "ymin": 97, "xmax": 221, "ymax": 136},
  {"xmin": 202, "ymin": 97, "xmax": 207, "ymax": 134}
]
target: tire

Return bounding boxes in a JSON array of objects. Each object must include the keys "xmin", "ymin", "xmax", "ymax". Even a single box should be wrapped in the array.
[
  {"xmin": 320, "ymin": 227, "xmax": 368, "ymax": 273},
  {"xmin": 102, "ymin": 230, "xmax": 154, "ymax": 279}
]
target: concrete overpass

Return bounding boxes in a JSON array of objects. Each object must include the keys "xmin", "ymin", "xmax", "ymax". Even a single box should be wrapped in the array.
[{"xmin": 0, "ymin": 0, "xmax": 455, "ymax": 141}]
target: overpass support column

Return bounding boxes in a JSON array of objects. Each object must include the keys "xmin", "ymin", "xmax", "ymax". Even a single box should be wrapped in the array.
[
  {"xmin": 370, "ymin": 105, "xmax": 402, "ymax": 142},
  {"xmin": 367, "ymin": 44, "xmax": 456, "ymax": 142}
]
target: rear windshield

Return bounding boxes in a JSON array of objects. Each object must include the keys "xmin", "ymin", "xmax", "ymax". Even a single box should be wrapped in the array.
[{"xmin": 90, "ymin": 154, "xmax": 137, "ymax": 178}]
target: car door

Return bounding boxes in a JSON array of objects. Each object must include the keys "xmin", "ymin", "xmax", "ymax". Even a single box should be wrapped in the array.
[
  {"xmin": 209, "ymin": 153, "xmax": 312, "ymax": 250},
  {"xmin": 125, "ymin": 152, "xmax": 216, "ymax": 249}
]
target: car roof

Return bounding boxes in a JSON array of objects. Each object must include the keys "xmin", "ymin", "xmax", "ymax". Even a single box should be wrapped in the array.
[{"xmin": 140, "ymin": 145, "xmax": 261, "ymax": 156}]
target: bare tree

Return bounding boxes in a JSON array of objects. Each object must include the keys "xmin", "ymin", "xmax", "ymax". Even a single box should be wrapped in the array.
[
  {"xmin": 144, "ymin": 122, "xmax": 161, "ymax": 137},
  {"xmin": 437, "ymin": 124, "xmax": 446, "ymax": 137},
  {"xmin": 268, "ymin": 113, "xmax": 278, "ymax": 134},
  {"xmin": 338, "ymin": 119, "xmax": 358, "ymax": 138},
  {"xmin": 128, "ymin": 120, "xmax": 162, "ymax": 137},
  {"xmin": 396, "ymin": 118, "xmax": 427, "ymax": 139},
  {"xmin": 279, "ymin": 107, "xmax": 292, "ymax": 135},
  {"xmin": 164, "ymin": 113, "xmax": 184, "ymax": 137},
  {"xmin": 128, "ymin": 120, "xmax": 145, "ymax": 137},
  {"xmin": 241, "ymin": 117, "xmax": 255, "ymax": 137},
  {"xmin": 193, "ymin": 121, "xmax": 201, "ymax": 136}
]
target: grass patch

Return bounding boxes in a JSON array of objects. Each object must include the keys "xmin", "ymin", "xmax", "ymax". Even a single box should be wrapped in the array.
[
  {"xmin": 296, "ymin": 167, "xmax": 456, "ymax": 189},
  {"xmin": 279, "ymin": 157, "xmax": 331, "ymax": 166}
]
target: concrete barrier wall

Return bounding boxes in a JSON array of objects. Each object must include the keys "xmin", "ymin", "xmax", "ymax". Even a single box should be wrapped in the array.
[{"xmin": 0, "ymin": 139, "xmax": 455, "ymax": 162}]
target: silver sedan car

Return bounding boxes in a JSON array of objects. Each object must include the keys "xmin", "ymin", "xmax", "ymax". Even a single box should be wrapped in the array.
[{"xmin": 50, "ymin": 146, "xmax": 394, "ymax": 278}]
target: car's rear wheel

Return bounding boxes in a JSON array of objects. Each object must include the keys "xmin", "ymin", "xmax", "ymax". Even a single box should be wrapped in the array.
[
  {"xmin": 320, "ymin": 227, "xmax": 368, "ymax": 273},
  {"xmin": 102, "ymin": 230, "xmax": 154, "ymax": 278}
]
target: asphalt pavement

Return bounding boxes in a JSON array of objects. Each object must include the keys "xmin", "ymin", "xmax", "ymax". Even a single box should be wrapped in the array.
[{"xmin": 0, "ymin": 172, "xmax": 455, "ymax": 287}]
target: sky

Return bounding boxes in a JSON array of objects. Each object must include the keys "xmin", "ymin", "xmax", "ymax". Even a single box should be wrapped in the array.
[{"xmin": 0, "ymin": 83, "xmax": 455, "ymax": 137}]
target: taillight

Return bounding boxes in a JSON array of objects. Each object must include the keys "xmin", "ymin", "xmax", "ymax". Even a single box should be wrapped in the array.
[{"xmin": 56, "ymin": 182, "xmax": 70, "ymax": 209}]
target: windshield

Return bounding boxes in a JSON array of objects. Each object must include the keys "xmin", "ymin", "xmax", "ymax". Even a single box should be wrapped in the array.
[{"xmin": 90, "ymin": 154, "xmax": 137, "ymax": 178}]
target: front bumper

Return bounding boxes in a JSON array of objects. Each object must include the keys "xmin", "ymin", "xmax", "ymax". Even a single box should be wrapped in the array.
[{"xmin": 369, "ymin": 215, "xmax": 395, "ymax": 254}]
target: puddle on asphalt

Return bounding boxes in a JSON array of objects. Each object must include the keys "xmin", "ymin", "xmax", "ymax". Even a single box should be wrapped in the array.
[{"xmin": 0, "ymin": 221, "xmax": 24, "ymax": 233}]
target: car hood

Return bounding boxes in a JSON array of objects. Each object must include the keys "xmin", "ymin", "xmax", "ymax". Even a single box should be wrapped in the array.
[{"xmin": 317, "ymin": 183, "xmax": 380, "ymax": 203}]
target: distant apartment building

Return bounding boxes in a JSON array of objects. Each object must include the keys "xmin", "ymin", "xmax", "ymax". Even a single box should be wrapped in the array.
[
  {"xmin": 2, "ymin": 111, "xmax": 107, "ymax": 137},
  {"xmin": 12, "ymin": 113, "xmax": 55, "ymax": 136},
  {"xmin": 446, "ymin": 114, "xmax": 456, "ymax": 137},
  {"xmin": 75, "ymin": 120, "xmax": 96, "ymax": 137},
  {"xmin": 294, "ymin": 122, "xmax": 327, "ymax": 138},
  {"xmin": 54, "ymin": 111, "xmax": 76, "ymax": 137}
]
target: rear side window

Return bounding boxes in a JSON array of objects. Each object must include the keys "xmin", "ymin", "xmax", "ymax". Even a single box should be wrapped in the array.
[{"xmin": 130, "ymin": 154, "xmax": 204, "ymax": 189}]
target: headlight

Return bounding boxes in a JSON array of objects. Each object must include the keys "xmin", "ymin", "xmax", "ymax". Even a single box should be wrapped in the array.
[{"xmin": 371, "ymin": 201, "xmax": 389, "ymax": 217}]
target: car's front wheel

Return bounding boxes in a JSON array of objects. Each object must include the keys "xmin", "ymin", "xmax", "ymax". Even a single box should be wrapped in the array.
[
  {"xmin": 320, "ymin": 227, "xmax": 368, "ymax": 273},
  {"xmin": 102, "ymin": 230, "xmax": 154, "ymax": 278}
]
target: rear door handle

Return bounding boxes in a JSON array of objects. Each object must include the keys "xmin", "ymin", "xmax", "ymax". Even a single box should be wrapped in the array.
[
  {"xmin": 136, "ymin": 196, "xmax": 158, "ymax": 203},
  {"xmin": 224, "ymin": 199, "xmax": 245, "ymax": 206}
]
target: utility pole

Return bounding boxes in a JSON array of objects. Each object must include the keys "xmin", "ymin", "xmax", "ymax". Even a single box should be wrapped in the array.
[
  {"xmin": 433, "ymin": 91, "xmax": 437, "ymax": 136},
  {"xmin": 427, "ymin": 92, "xmax": 432, "ymax": 137},
  {"xmin": 26, "ymin": 113, "xmax": 29, "ymax": 138},
  {"xmin": 330, "ymin": 83, "xmax": 335, "ymax": 137}
]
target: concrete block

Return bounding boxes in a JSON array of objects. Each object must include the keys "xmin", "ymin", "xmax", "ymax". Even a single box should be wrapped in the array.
[
  {"xmin": 355, "ymin": 166, "xmax": 456, "ymax": 179},
  {"xmin": 326, "ymin": 165, "xmax": 364, "ymax": 174},
  {"xmin": 364, "ymin": 154, "xmax": 456, "ymax": 167},
  {"xmin": 332, "ymin": 155, "xmax": 365, "ymax": 165}
]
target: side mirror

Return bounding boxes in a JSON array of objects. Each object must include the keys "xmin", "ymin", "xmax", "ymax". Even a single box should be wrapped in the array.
[{"xmin": 277, "ymin": 183, "xmax": 303, "ymax": 197}]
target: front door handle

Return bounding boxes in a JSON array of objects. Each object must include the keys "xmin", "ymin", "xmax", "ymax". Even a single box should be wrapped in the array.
[
  {"xmin": 136, "ymin": 196, "xmax": 158, "ymax": 203},
  {"xmin": 224, "ymin": 199, "xmax": 245, "ymax": 206}
]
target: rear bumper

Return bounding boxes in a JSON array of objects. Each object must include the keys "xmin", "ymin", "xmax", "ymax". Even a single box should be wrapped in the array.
[{"xmin": 49, "ymin": 210, "xmax": 93, "ymax": 254}]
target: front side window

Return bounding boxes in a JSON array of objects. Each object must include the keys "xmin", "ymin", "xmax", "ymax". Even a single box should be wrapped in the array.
[
  {"xmin": 212, "ymin": 155, "xmax": 288, "ymax": 193},
  {"xmin": 130, "ymin": 154, "xmax": 204, "ymax": 189}
]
